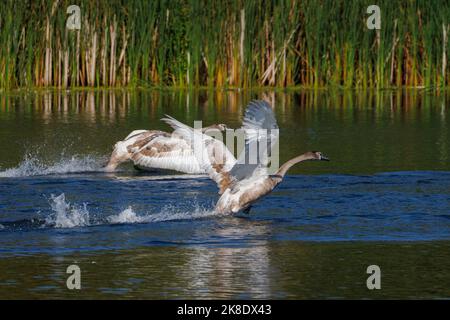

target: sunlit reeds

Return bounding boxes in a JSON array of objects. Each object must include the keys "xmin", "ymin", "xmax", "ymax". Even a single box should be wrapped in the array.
[{"xmin": 0, "ymin": 0, "xmax": 449, "ymax": 89}]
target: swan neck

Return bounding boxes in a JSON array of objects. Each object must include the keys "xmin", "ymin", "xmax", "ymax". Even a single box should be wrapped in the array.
[
  {"xmin": 201, "ymin": 124, "xmax": 219, "ymax": 132},
  {"xmin": 276, "ymin": 153, "xmax": 313, "ymax": 177}
]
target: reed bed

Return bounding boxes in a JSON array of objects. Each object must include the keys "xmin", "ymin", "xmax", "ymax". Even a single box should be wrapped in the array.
[{"xmin": 0, "ymin": 0, "xmax": 449, "ymax": 89}]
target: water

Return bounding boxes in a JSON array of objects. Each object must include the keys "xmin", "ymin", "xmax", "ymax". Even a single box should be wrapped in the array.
[{"xmin": 0, "ymin": 89, "xmax": 449, "ymax": 299}]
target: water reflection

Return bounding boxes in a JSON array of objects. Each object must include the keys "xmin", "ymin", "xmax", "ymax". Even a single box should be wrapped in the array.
[
  {"xmin": 438, "ymin": 100, "xmax": 448, "ymax": 164},
  {"xmin": 2, "ymin": 89, "xmax": 449, "ymax": 122},
  {"xmin": 1, "ymin": 240, "xmax": 449, "ymax": 299},
  {"xmin": 181, "ymin": 218, "xmax": 272, "ymax": 298},
  {"xmin": 0, "ymin": 89, "xmax": 449, "ymax": 173}
]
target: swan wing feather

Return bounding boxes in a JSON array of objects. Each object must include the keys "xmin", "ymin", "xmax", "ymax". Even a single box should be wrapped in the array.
[
  {"xmin": 161, "ymin": 115, "xmax": 236, "ymax": 193},
  {"xmin": 229, "ymin": 100, "xmax": 279, "ymax": 181}
]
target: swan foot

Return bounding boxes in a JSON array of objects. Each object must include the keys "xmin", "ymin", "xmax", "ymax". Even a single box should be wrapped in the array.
[{"xmin": 243, "ymin": 206, "xmax": 252, "ymax": 214}]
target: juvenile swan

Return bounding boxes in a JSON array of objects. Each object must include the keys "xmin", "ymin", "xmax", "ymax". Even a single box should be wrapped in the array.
[
  {"xmin": 105, "ymin": 124, "xmax": 227, "ymax": 173},
  {"xmin": 162, "ymin": 100, "xmax": 329, "ymax": 214}
]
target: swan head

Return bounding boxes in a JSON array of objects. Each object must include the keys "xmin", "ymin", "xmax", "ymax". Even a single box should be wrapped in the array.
[
  {"xmin": 203, "ymin": 124, "xmax": 228, "ymax": 134},
  {"xmin": 308, "ymin": 151, "xmax": 329, "ymax": 161},
  {"xmin": 216, "ymin": 124, "xmax": 228, "ymax": 131}
]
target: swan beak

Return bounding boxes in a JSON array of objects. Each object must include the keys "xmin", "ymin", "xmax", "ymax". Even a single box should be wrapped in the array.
[{"xmin": 320, "ymin": 155, "xmax": 330, "ymax": 161}]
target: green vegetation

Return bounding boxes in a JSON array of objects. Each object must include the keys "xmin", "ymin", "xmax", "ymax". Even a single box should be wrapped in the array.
[{"xmin": 0, "ymin": 0, "xmax": 449, "ymax": 89}]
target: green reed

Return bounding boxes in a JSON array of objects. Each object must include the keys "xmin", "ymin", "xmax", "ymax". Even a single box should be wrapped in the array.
[{"xmin": 0, "ymin": 0, "xmax": 449, "ymax": 89}]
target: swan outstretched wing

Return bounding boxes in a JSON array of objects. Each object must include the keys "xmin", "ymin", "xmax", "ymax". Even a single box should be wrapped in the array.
[
  {"xmin": 161, "ymin": 115, "xmax": 236, "ymax": 193},
  {"xmin": 123, "ymin": 130, "xmax": 150, "ymax": 141},
  {"xmin": 229, "ymin": 100, "xmax": 279, "ymax": 181},
  {"xmin": 130, "ymin": 133, "xmax": 203, "ymax": 173},
  {"xmin": 242, "ymin": 100, "xmax": 278, "ymax": 132}
]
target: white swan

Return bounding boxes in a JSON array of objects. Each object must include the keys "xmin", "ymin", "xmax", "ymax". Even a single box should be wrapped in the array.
[
  {"xmin": 105, "ymin": 124, "xmax": 227, "ymax": 173},
  {"xmin": 162, "ymin": 100, "xmax": 329, "ymax": 214}
]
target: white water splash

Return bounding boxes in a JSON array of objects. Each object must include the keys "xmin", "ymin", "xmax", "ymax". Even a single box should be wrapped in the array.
[
  {"xmin": 143, "ymin": 203, "xmax": 218, "ymax": 223},
  {"xmin": 42, "ymin": 193, "xmax": 218, "ymax": 229},
  {"xmin": 107, "ymin": 203, "xmax": 218, "ymax": 225},
  {"xmin": 45, "ymin": 194, "xmax": 90, "ymax": 228},
  {"xmin": 107, "ymin": 207, "xmax": 144, "ymax": 224},
  {"xmin": 0, "ymin": 153, "xmax": 105, "ymax": 178}
]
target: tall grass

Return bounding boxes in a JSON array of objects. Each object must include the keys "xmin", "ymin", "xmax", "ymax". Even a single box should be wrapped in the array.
[{"xmin": 0, "ymin": 0, "xmax": 449, "ymax": 89}]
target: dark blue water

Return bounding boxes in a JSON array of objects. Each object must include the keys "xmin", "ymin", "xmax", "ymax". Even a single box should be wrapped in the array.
[{"xmin": 1, "ymin": 166, "xmax": 449, "ymax": 257}]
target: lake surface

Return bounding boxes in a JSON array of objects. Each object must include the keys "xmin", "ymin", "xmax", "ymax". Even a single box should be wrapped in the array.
[{"xmin": 0, "ymin": 89, "xmax": 449, "ymax": 299}]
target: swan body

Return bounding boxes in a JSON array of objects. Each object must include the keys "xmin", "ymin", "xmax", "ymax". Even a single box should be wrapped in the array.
[
  {"xmin": 131, "ymin": 133, "xmax": 203, "ymax": 173},
  {"xmin": 105, "ymin": 124, "xmax": 227, "ymax": 173},
  {"xmin": 215, "ymin": 172, "xmax": 277, "ymax": 214},
  {"xmin": 213, "ymin": 152, "xmax": 327, "ymax": 214}
]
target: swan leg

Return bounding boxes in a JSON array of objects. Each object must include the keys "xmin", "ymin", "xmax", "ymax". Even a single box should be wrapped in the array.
[{"xmin": 243, "ymin": 206, "xmax": 252, "ymax": 214}]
